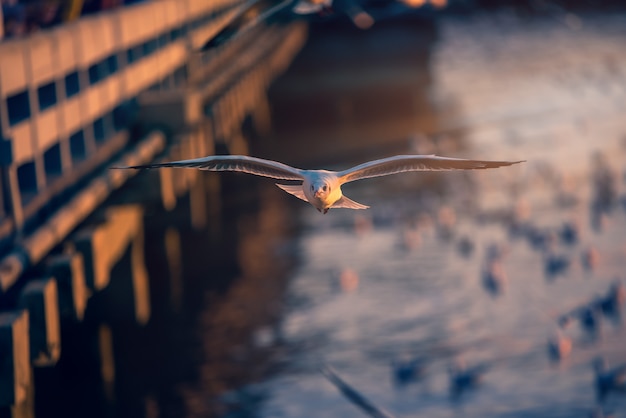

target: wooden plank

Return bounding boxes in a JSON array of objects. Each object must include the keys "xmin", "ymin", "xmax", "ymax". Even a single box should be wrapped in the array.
[
  {"xmin": 0, "ymin": 310, "xmax": 30, "ymax": 406},
  {"xmin": 17, "ymin": 278, "xmax": 61, "ymax": 366},
  {"xmin": 0, "ymin": 40, "xmax": 28, "ymax": 96},
  {"xmin": 0, "ymin": 132, "xmax": 163, "ymax": 295}
]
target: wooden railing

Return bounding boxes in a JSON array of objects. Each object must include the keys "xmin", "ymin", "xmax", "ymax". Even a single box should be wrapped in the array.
[
  {"xmin": 0, "ymin": 2, "xmax": 308, "ymax": 416},
  {"xmin": 0, "ymin": 0, "xmax": 244, "ymax": 256}
]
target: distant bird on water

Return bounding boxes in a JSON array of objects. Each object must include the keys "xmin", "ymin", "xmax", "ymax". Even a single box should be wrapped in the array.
[
  {"xmin": 115, "ymin": 154, "xmax": 523, "ymax": 214},
  {"xmin": 593, "ymin": 357, "xmax": 626, "ymax": 402}
]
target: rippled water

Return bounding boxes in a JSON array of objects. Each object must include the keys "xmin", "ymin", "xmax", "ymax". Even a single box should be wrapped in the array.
[
  {"xmin": 58, "ymin": 12, "xmax": 626, "ymax": 418},
  {"xmin": 227, "ymin": 13, "xmax": 626, "ymax": 418}
]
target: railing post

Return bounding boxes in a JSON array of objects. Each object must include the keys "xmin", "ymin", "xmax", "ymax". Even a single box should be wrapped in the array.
[
  {"xmin": 0, "ymin": 310, "xmax": 31, "ymax": 411},
  {"xmin": 17, "ymin": 278, "xmax": 61, "ymax": 366}
]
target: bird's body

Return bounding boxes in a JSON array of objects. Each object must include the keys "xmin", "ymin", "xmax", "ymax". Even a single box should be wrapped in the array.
[
  {"xmin": 448, "ymin": 359, "xmax": 489, "ymax": 397},
  {"xmin": 593, "ymin": 357, "xmax": 626, "ymax": 402},
  {"xmin": 114, "ymin": 154, "xmax": 524, "ymax": 213}
]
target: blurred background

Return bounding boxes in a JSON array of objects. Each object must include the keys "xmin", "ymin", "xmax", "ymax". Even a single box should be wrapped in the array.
[{"xmin": 1, "ymin": 1, "xmax": 626, "ymax": 417}]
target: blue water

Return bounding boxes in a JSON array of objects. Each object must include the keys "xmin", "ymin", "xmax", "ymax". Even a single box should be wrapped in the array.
[
  {"xmin": 80, "ymin": 12, "xmax": 626, "ymax": 418},
  {"xmin": 219, "ymin": 13, "xmax": 626, "ymax": 418}
]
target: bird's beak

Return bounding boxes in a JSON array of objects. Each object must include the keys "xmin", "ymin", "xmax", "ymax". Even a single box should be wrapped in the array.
[{"xmin": 314, "ymin": 190, "xmax": 322, "ymax": 198}]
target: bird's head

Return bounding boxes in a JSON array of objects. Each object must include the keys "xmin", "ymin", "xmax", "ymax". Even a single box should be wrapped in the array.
[{"xmin": 310, "ymin": 181, "xmax": 332, "ymax": 201}]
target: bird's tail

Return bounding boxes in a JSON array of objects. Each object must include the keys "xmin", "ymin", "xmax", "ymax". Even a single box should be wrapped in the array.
[{"xmin": 331, "ymin": 195, "xmax": 369, "ymax": 210}]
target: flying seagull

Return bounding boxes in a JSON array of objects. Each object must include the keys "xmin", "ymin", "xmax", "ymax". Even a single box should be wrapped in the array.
[{"xmin": 115, "ymin": 154, "xmax": 524, "ymax": 214}]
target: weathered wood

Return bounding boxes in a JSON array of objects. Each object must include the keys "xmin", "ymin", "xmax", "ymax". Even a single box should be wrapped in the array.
[
  {"xmin": 6, "ymin": 166, "xmax": 24, "ymax": 231},
  {"xmin": 8, "ymin": 379, "xmax": 35, "ymax": 418},
  {"xmin": 0, "ymin": 132, "xmax": 165, "ymax": 294},
  {"xmin": 17, "ymin": 278, "xmax": 61, "ymax": 366},
  {"xmin": 164, "ymin": 227, "xmax": 183, "ymax": 310},
  {"xmin": 73, "ymin": 205, "xmax": 143, "ymax": 291},
  {"xmin": 46, "ymin": 252, "xmax": 88, "ymax": 321},
  {"xmin": 98, "ymin": 325, "xmax": 115, "ymax": 402},
  {"xmin": 159, "ymin": 167, "xmax": 177, "ymax": 211},
  {"xmin": 130, "ymin": 222, "xmax": 150, "ymax": 325},
  {"xmin": 0, "ymin": 310, "xmax": 30, "ymax": 406},
  {"xmin": 189, "ymin": 169, "xmax": 208, "ymax": 230},
  {"xmin": 77, "ymin": 204, "xmax": 150, "ymax": 324}
]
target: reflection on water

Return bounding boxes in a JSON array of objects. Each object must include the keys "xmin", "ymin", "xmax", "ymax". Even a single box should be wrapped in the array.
[
  {"xmin": 44, "ymin": 11, "xmax": 626, "ymax": 418},
  {"xmin": 253, "ymin": 13, "xmax": 626, "ymax": 418}
]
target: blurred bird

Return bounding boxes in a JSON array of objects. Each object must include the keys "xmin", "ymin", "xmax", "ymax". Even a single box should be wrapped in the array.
[
  {"xmin": 436, "ymin": 205, "xmax": 456, "ymax": 240},
  {"xmin": 482, "ymin": 261, "xmax": 507, "ymax": 296},
  {"xmin": 593, "ymin": 357, "xmax": 626, "ymax": 402},
  {"xmin": 557, "ymin": 314, "xmax": 574, "ymax": 329},
  {"xmin": 559, "ymin": 220, "xmax": 580, "ymax": 245},
  {"xmin": 592, "ymin": 280, "xmax": 625, "ymax": 320},
  {"xmin": 336, "ymin": 267, "xmax": 359, "ymax": 293},
  {"xmin": 456, "ymin": 236, "xmax": 475, "ymax": 258},
  {"xmin": 581, "ymin": 247, "xmax": 601, "ymax": 271},
  {"xmin": 607, "ymin": 280, "xmax": 626, "ymax": 311},
  {"xmin": 544, "ymin": 251, "xmax": 570, "ymax": 278},
  {"xmin": 547, "ymin": 330, "xmax": 572, "ymax": 362},
  {"xmin": 448, "ymin": 358, "xmax": 488, "ymax": 397},
  {"xmin": 558, "ymin": 303, "xmax": 602, "ymax": 337},
  {"xmin": 580, "ymin": 306, "xmax": 602, "ymax": 336},
  {"xmin": 398, "ymin": 227, "xmax": 422, "ymax": 251},
  {"xmin": 115, "ymin": 154, "xmax": 523, "ymax": 214},
  {"xmin": 391, "ymin": 354, "xmax": 425, "ymax": 386},
  {"xmin": 525, "ymin": 226, "xmax": 558, "ymax": 252}
]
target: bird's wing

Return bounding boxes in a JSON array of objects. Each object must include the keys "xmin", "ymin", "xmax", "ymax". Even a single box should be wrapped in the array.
[
  {"xmin": 275, "ymin": 183, "xmax": 308, "ymax": 202},
  {"xmin": 338, "ymin": 155, "xmax": 524, "ymax": 184},
  {"xmin": 114, "ymin": 155, "xmax": 304, "ymax": 181},
  {"xmin": 331, "ymin": 195, "xmax": 369, "ymax": 210}
]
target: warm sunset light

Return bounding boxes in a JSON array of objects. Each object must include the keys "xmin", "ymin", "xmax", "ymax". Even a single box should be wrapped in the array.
[{"xmin": 2, "ymin": 1, "xmax": 625, "ymax": 417}]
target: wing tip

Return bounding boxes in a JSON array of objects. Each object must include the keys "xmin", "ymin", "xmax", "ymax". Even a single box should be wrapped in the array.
[
  {"xmin": 503, "ymin": 160, "xmax": 526, "ymax": 166},
  {"xmin": 480, "ymin": 159, "xmax": 526, "ymax": 168},
  {"xmin": 109, "ymin": 165, "xmax": 146, "ymax": 170}
]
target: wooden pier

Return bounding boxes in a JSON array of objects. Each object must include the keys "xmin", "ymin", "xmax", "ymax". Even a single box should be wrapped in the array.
[{"xmin": 0, "ymin": 1, "xmax": 307, "ymax": 416}]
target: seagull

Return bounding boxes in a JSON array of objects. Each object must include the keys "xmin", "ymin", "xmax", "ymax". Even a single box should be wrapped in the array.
[
  {"xmin": 448, "ymin": 358, "xmax": 489, "ymax": 397},
  {"xmin": 593, "ymin": 357, "xmax": 626, "ymax": 402},
  {"xmin": 114, "ymin": 154, "xmax": 524, "ymax": 214}
]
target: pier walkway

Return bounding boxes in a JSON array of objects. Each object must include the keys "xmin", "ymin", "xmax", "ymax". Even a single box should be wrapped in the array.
[{"xmin": 0, "ymin": 2, "xmax": 306, "ymax": 416}]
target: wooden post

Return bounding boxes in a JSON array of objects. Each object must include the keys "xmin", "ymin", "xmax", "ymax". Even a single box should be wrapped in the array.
[
  {"xmin": 73, "ymin": 205, "xmax": 142, "ymax": 291},
  {"xmin": 0, "ymin": 311, "xmax": 30, "ymax": 407},
  {"xmin": 98, "ymin": 325, "xmax": 115, "ymax": 402},
  {"xmin": 164, "ymin": 227, "xmax": 183, "ymax": 311},
  {"xmin": 46, "ymin": 252, "xmax": 89, "ymax": 321},
  {"xmin": 17, "ymin": 278, "xmax": 61, "ymax": 366},
  {"xmin": 189, "ymin": 171, "xmax": 207, "ymax": 230},
  {"xmin": 130, "ymin": 222, "xmax": 150, "ymax": 325},
  {"xmin": 5, "ymin": 166, "xmax": 24, "ymax": 231},
  {"xmin": 83, "ymin": 205, "xmax": 150, "ymax": 325}
]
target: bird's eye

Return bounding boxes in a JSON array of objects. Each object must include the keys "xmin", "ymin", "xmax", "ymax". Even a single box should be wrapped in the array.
[
  {"xmin": 311, "ymin": 185, "xmax": 314, "ymax": 191},
  {"xmin": 323, "ymin": 185, "xmax": 328, "ymax": 191}
]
